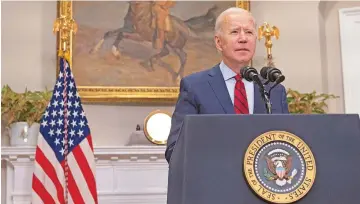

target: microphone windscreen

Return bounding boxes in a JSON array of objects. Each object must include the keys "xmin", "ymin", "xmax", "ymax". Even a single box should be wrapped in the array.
[
  {"xmin": 240, "ymin": 66, "xmax": 258, "ymax": 82},
  {"xmin": 240, "ymin": 66, "xmax": 249, "ymax": 79},
  {"xmin": 260, "ymin": 67, "xmax": 270, "ymax": 79}
]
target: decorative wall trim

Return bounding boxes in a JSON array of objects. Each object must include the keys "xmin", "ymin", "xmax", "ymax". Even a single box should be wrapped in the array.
[
  {"xmin": 341, "ymin": 6, "xmax": 360, "ymax": 15},
  {"xmin": 339, "ymin": 7, "xmax": 360, "ymax": 115},
  {"xmin": 1, "ymin": 146, "xmax": 166, "ymax": 157},
  {"xmin": 1, "ymin": 146, "xmax": 169, "ymax": 204}
]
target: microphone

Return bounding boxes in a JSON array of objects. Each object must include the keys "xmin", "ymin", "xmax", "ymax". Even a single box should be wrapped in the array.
[
  {"xmin": 240, "ymin": 66, "xmax": 260, "ymax": 82},
  {"xmin": 260, "ymin": 67, "xmax": 285, "ymax": 84},
  {"xmin": 260, "ymin": 67, "xmax": 270, "ymax": 80}
]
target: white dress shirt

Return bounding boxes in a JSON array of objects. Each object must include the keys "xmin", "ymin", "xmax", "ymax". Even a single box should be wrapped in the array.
[{"xmin": 219, "ymin": 61, "xmax": 254, "ymax": 114}]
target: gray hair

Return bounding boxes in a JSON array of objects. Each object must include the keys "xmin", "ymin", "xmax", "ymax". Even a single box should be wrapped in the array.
[{"xmin": 214, "ymin": 7, "xmax": 256, "ymax": 35}]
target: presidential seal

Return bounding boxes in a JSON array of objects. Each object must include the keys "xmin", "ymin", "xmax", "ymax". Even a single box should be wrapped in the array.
[{"xmin": 244, "ymin": 131, "xmax": 316, "ymax": 203}]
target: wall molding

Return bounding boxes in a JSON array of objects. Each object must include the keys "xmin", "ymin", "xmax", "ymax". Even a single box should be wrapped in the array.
[
  {"xmin": 1, "ymin": 145, "xmax": 166, "ymax": 157},
  {"xmin": 339, "ymin": 6, "xmax": 360, "ymax": 115},
  {"xmin": 341, "ymin": 6, "xmax": 360, "ymax": 15},
  {"xmin": 1, "ymin": 146, "xmax": 169, "ymax": 204}
]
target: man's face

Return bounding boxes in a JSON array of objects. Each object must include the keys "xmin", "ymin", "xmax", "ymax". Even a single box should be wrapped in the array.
[{"xmin": 214, "ymin": 13, "xmax": 256, "ymax": 66}]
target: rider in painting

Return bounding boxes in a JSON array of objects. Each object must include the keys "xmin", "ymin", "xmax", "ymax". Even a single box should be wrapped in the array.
[{"xmin": 151, "ymin": 0, "xmax": 176, "ymax": 50}]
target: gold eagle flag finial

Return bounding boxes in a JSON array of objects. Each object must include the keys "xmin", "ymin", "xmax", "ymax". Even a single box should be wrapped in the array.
[
  {"xmin": 53, "ymin": 0, "xmax": 77, "ymax": 65},
  {"xmin": 258, "ymin": 22, "xmax": 279, "ymax": 66}
]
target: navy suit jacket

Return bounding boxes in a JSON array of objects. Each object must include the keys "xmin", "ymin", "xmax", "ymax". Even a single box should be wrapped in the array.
[{"xmin": 165, "ymin": 64, "xmax": 289, "ymax": 163}]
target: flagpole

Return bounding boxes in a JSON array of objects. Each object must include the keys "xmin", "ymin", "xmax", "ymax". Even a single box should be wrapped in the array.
[
  {"xmin": 53, "ymin": 1, "xmax": 77, "ymax": 203},
  {"xmin": 63, "ymin": 58, "xmax": 70, "ymax": 204}
]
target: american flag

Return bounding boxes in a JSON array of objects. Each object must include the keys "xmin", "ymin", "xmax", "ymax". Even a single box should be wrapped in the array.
[{"xmin": 31, "ymin": 57, "xmax": 98, "ymax": 204}]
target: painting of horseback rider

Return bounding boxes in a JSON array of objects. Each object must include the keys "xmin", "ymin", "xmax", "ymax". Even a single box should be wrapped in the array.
[{"xmin": 73, "ymin": 1, "xmax": 237, "ymax": 87}]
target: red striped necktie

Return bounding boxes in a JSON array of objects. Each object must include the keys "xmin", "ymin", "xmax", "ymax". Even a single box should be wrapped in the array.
[{"xmin": 234, "ymin": 74, "xmax": 249, "ymax": 114}]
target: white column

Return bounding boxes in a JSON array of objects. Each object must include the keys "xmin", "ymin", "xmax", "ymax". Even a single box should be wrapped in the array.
[{"xmin": 339, "ymin": 7, "xmax": 360, "ymax": 115}]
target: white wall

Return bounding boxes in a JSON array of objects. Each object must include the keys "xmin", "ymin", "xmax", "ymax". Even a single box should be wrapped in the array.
[
  {"xmin": 1, "ymin": 1, "xmax": 57, "ymax": 91},
  {"xmin": 251, "ymin": 1, "xmax": 360, "ymax": 113},
  {"xmin": 251, "ymin": 1, "xmax": 324, "ymax": 93}
]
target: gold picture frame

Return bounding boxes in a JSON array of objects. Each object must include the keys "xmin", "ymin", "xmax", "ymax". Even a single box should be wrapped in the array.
[{"xmin": 55, "ymin": 0, "xmax": 250, "ymax": 104}]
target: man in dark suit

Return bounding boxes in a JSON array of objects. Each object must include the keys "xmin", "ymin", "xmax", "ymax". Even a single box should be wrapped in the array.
[{"xmin": 165, "ymin": 7, "xmax": 289, "ymax": 163}]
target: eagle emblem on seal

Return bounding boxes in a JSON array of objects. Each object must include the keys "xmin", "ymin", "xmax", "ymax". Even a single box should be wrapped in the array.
[{"xmin": 264, "ymin": 149, "xmax": 298, "ymax": 186}]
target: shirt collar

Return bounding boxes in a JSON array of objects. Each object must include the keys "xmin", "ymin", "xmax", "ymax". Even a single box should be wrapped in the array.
[{"xmin": 219, "ymin": 61, "xmax": 237, "ymax": 81}]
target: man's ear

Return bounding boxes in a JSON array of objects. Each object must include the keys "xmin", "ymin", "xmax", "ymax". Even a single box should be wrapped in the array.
[{"xmin": 214, "ymin": 35, "xmax": 223, "ymax": 52}]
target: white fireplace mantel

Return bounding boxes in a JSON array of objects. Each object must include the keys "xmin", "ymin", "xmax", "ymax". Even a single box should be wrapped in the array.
[{"xmin": 1, "ymin": 145, "xmax": 169, "ymax": 204}]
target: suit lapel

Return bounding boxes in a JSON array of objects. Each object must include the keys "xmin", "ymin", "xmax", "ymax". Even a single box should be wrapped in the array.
[{"xmin": 208, "ymin": 65, "xmax": 235, "ymax": 114}]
